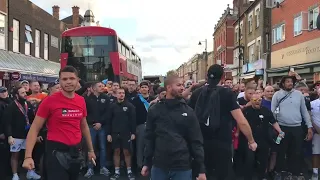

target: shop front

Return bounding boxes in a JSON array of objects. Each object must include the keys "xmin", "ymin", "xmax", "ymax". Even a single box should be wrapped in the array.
[
  {"xmin": 241, "ymin": 59, "xmax": 267, "ymax": 85},
  {"xmin": 0, "ymin": 49, "xmax": 59, "ymax": 88},
  {"xmin": 268, "ymin": 37, "xmax": 320, "ymax": 84}
]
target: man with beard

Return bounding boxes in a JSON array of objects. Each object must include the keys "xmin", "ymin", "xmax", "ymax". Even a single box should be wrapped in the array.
[
  {"xmin": 4, "ymin": 85, "xmax": 40, "ymax": 180},
  {"xmin": 22, "ymin": 66, "xmax": 96, "ymax": 180},
  {"xmin": 0, "ymin": 87, "xmax": 11, "ymax": 179},
  {"xmin": 271, "ymin": 76, "xmax": 313, "ymax": 180},
  {"xmin": 141, "ymin": 75, "xmax": 206, "ymax": 180},
  {"xmin": 126, "ymin": 80, "xmax": 137, "ymax": 102},
  {"xmin": 188, "ymin": 64, "xmax": 257, "ymax": 180}
]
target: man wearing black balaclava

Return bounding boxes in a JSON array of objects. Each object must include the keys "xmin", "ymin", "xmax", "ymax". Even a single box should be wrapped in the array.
[{"xmin": 188, "ymin": 64, "xmax": 257, "ymax": 180}]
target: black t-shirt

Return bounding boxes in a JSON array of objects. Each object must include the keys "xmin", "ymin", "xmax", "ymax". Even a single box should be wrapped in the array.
[
  {"xmin": 188, "ymin": 86, "xmax": 240, "ymax": 144},
  {"xmin": 242, "ymin": 106, "xmax": 276, "ymax": 145},
  {"xmin": 305, "ymin": 96, "xmax": 311, "ymax": 111},
  {"xmin": 237, "ymin": 97, "xmax": 249, "ymax": 106}
]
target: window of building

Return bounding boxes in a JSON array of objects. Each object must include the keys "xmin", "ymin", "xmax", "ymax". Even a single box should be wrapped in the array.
[
  {"xmin": 35, "ymin": 29, "xmax": 40, "ymax": 57},
  {"xmin": 272, "ymin": 24, "xmax": 285, "ymax": 44},
  {"xmin": 13, "ymin": 19, "xmax": 19, "ymax": 52},
  {"xmin": 44, "ymin": 33, "xmax": 48, "ymax": 60},
  {"xmin": 256, "ymin": 40, "xmax": 261, "ymax": 60},
  {"xmin": 235, "ymin": 28, "xmax": 239, "ymax": 42},
  {"xmin": 240, "ymin": 23, "xmax": 243, "ymax": 39},
  {"xmin": 248, "ymin": 44, "xmax": 255, "ymax": 62},
  {"xmin": 255, "ymin": 8, "xmax": 260, "ymax": 28},
  {"xmin": 24, "ymin": 25, "xmax": 33, "ymax": 55},
  {"xmin": 294, "ymin": 15, "xmax": 302, "ymax": 36},
  {"xmin": 0, "ymin": 14, "xmax": 5, "ymax": 50},
  {"xmin": 248, "ymin": 15, "xmax": 253, "ymax": 33},
  {"xmin": 309, "ymin": 7, "xmax": 319, "ymax": 30}
]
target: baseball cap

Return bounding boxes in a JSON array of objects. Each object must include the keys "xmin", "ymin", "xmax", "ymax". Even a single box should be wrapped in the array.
[
  {"xmin": 48, "ymin": 79, "xmax": 59, "ymax": 89},
  {"xmin": 207, "ymin": 64, "xmax": 224, "ymax": 80},
  {"xmin": 20, "ymin": 80, "xmax": 29, "ymax": 85},
  {"xmin": 0, "ymin": 87, "xmax": 7, "ymax": 93}
]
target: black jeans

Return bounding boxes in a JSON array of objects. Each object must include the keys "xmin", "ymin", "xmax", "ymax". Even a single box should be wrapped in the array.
[
  {"xmin": 0, "ymin": 141, "xmax": 11, "ymax": 178},
  {"xmin": 243, "ymin": 142, "xmax": 270, "ymax": 180},
  {"xmin": 203, "ymin": 139, "xmax": 235, "ymax": 180},
  {"xmin": 46, "ymin": 141, "xmax": 81, "ymax": 180},
  {"xmin": 275, "ymin": 126, "xmax": 303, "ymax": 176}
]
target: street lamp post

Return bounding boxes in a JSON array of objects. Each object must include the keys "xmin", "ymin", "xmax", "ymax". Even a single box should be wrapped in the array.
[{"xmin": 198, "ymin": 39, "xmax": 208, "ymax": 82}]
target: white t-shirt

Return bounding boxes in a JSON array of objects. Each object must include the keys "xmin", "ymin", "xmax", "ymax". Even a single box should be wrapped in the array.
[
  {"xmin": 311, "ymin": 99, "xmax": 320, "ymax": 127},
  {"xmin": 237, "ymin": 92, "xmax": 245, "ymax": 99}
]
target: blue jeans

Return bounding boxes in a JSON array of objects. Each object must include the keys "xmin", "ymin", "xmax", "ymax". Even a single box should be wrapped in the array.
[
  {"xmin": 88, "ymin": 128, "xmax": 107, "ymax": 169},
  {"xmin": 151, "ymin": 166, "xmax": 192, "ymax": 180}
]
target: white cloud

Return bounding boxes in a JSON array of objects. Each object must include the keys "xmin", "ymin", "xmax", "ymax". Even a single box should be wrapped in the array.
[{"xmin": 31, "ymin": 0, "xmax": 233, "ymax": 75}]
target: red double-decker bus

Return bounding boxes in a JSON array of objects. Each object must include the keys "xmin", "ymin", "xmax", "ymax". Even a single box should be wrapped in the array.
[{"xmin": 60, "ymin": 26, "xmax": 142, "ymax": 82}]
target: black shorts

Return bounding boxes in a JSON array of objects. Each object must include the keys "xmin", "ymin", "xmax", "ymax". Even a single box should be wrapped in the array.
[{"xmin": 112, "ymin": 133, "xmax": 131, "ymax": 150}]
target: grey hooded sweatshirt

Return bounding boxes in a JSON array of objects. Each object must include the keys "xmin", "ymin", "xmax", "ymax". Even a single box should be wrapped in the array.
[{"xmin": 271, "ymin": 89, "xmax": 312, "ymax": 128}]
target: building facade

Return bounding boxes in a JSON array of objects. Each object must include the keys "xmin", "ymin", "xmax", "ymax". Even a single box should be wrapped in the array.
[
  {"xmin": 213, "ymin": 4, "xmax": 237, "ymax": 81},
  {"xmin": 207, "ymin": 51, "xmax": 214, "ymax": 70},
  {"xmin": 0, "ymin": 0, "xmax": 66, "ymax": 87},
  {"xmin": 268, "ymin": 0, "xmax": 320, "ymax": 83},
  {"xmin": 233, "ymin": 0, "xmax": 271, "ymax": 85}
]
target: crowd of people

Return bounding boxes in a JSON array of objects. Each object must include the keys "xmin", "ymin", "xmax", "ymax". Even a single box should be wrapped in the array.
[{"xmin": 0, "ymin": 64, "xmax": 319, "ymax": 180}]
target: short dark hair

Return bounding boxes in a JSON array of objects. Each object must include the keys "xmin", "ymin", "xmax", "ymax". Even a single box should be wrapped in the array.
[
  {"xmin": 164, "ymin": 75, "xmax": 179, "ymax": 90},
  {"xmin": 116, "ymin": 87, "xmax": 125, "ymax": 93},
  {"xmin": 59, "ymin": 66, "xmax": 78, "ymax": 77},
  {"xmin": 140, "ymin": 81, "xmax": 149, "ymax": 87},
  {"xmin": 29, "ymin": 80, "xmax": 39, "ymax": 85},
  {"xmin": 12, "ymin": 85, "xmax": 23, "ymax": 96},
  {"xmin": 91, "ymin": 81, "xmax": 101, "ymax": 88},
  {"xmin": 224, "ymin": 78, "xmax": 232, "ymax": 82}
]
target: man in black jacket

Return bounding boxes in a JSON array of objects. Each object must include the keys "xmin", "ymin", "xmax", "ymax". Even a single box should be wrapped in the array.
[
  {"xmin": 141, "ymin": 75, "xmax": 206, "ymax": 180},
  {"xmin": 0, "ymin": 87, "xmax": 11, "ymax": 178},
  {"xmin": 106, "ymin": 88, "xmax": 136, "ymax": 180},
  {"xmin": 5, "ymin": 86, "xmax": 40, "ymax": 180},
  {"xmin": 84, "ymin": 81, "xmax": 111, "ymax": 178}
]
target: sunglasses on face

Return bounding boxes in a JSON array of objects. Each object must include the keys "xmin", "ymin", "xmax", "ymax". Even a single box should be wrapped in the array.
[{"xmin": 251, "ymin": 98, "xmax": 262, "ymax": 102}]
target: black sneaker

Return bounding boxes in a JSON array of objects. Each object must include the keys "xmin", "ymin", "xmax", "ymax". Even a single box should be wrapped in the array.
[
  {"xmin": 128, "ymin": 172, "xmax": 135, "ymax": 180},
  {"xmin": 110, "ymin": 173, "xmax": 120, "ymax": 180}
]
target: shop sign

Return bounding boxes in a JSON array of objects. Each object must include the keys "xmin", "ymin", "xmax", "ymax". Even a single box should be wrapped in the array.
[
  {"xmin": 243, "ymin": 59, "xmax": 266, "ymax": 73},
  {"xmin": 11, "ymin": 72, "xmax": 21, "ymax": 81},
  {"xmin": 21, "ymin": 74, "xmax": 57, "ymax": 82},
  {"xmin": 3, "ymin": 72, "xmax": 9, "ymax": 80}
]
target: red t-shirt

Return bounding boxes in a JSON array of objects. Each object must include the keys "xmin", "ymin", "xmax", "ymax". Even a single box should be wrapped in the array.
[{"xmin": 36, "ymin": 91, "xmax": 87, "ymax": 146}]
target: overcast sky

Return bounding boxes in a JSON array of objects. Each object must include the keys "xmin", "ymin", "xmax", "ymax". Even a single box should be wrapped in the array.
[{"xmin": 31, "ymin": 0, "xmax": 233, "ymax": 76}]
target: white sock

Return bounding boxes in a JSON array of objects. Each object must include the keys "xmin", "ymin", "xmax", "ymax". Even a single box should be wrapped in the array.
[
  {"xmin": 13, "ymin": 173, "xmax": 18, "ymax": 176},
  {"xmin": 127, "ymin": 167, "xmax": 132, "ymax": 174},
  {"xmin": 115, "ymin": 167, "xmax": 120, "ymax": 174},
  {"xmin": 313, "ymin": 168, "xmax": 318, "ymax": 174}
]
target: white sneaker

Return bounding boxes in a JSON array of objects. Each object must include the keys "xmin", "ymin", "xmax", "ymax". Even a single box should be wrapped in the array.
[
  {"xmin": 12, "ymin": 174, "xmax": 19, "ymax": 180},
  {"xmin": 100, "ymin": 167, "xmax": 111, "ymax": 176},
  {"xmin": 84, "ymin": 168, "xmax": 94, "ymax": 178},
  {"xmin": 26, "ymin": 170, "xmax": 41, "ymax": 180}
]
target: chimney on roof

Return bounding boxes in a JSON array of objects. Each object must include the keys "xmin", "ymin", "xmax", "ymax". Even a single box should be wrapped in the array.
[
  {"xmin": 52, "ymin": 5, "xmax": 60, "ymax": 19},
  {"xmin": 72, "ymin": 6, "xmax": 80, "ymax": 27}
]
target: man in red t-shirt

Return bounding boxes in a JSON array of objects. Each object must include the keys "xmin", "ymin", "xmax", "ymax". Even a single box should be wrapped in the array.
[{"xmin": 22, "ymin": 66, "xmax": 96, "ymax": 180}]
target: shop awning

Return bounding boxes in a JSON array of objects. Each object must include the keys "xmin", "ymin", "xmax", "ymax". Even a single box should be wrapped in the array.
[
  {"xmin": 0, "ymin": 49, "xmax": 59, "ymax": 77},
  {"xmin": 241, "ymin": 72, "xmax": 256, "ymax": 79}
]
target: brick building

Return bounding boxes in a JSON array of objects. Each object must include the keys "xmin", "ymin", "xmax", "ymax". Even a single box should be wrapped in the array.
[
  {"xmin": 268, "ymin": 0, "xmax": 320, "ymax": 83},
  {"xmin": 233, "ymin": 0, "xmax": 271, "ymax": 85},
  {"xmin": 0, "ymin": 0, "xmax": 67, "ymax": 87},
  {"xmin": 0, "ymin": 0, "xmax": 7, "ymax": 51},
  {"xmin": 213, "ymin": 4, "xmax": 237, "ymax": 80}
]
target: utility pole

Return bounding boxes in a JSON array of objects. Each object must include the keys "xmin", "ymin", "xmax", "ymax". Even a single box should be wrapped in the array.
[{"xmin": 237, "ymin": 0, "xmax": 243, "ymax": 83}]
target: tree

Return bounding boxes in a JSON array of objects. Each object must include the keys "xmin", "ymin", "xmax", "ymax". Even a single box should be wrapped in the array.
[{"xmin": 166, "ymin": 70, "xmax": 177, "ymax": 77}]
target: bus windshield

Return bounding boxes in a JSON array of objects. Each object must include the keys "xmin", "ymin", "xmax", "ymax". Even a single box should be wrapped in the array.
[{"xmin": 61, "ymin": 36, "xmax": 117, "ymax": 82}]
